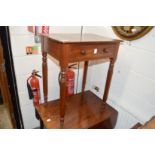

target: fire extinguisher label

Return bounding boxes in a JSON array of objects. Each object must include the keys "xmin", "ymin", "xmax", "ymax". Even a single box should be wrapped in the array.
[
  {"xmin": 32, "ymin": 89, "xmax": 40, "ymax": 106},
  {"xmin": 66, "ymin": 80, "xmax": 74, "ymax": 95}
]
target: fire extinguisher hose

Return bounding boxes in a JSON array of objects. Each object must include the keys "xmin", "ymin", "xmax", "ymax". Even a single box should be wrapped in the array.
[{"xmin": 27, "ymin": 76, "xmax": 34, "ymax": 99}]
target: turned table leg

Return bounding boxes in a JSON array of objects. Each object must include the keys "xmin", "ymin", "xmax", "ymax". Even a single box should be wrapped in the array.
[
  {"xmin": 59, "ymin": 45, "xmax": 69, "ymax": 128},
  {"xmin": 59, "ymin": 69, "xmax": 67, "ymax": 128},
  {"xmin": 41, "ymin": 36, "xmax": 48, "ymax": 129},
  {"xmin": 102, "ymin": 59, "xmax": 115, "ymax": 108},
  {"xmin": 42, "ymin": 51, "xmax": 48, "ymax": 103}
]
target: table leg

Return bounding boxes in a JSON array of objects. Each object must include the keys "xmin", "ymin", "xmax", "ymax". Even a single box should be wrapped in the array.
[
  {"xmin": 102, "ymin": 59, "xmax": 115, "ymax": 108},
  {"xmin": 59, "ymin": 44, "xmax": 69, "ymax": 128},
  {"xmin": 42, "ymin": 51, "xmax": 48, "ymax": 103},
  {"xmin": 82, "ymin": 61, "xmax": 88, "ymax": 93},
  {"xmin": 35, "ymin": 109, "xmax": 44, "ymax": 128},
  {"xmin": 59, "ymin": 69, "xmax": 67, "ymax": 128},
  {"xmin": 40, "ymin": 119, "xmax": 44, "ymax": 129}
]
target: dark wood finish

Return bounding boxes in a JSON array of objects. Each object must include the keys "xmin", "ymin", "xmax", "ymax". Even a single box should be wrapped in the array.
[
  {"xmin": 131, "ymin": 123, "xmax": 142, "ymax": 129},
  {"xmin": 35, "ymin": 109, "xmax": 44, "ymax": 128},
  {"xmin": 39, "ymin": 33, "xmax": 121, "ymax": 128},
  {"xmin": 42, "ymin": 34, "xmax": 119, "ymax": 63},
  {"xmin": 82, "ymin": 61, "xmax": 88, "ymax": 93},
  {"xmin": 102, "ymin": 42, "xmax": 120, "ymax": 107},
  {"xmin": 41, "ymin": 37, "xmax": 48, "ymax": 103},
  {"xmin": 69, "ymin": 44, "xmax": 116, "ymax": 62},
  {"xmin": 90, "ymin": 118, "xmax": 113, "ymax": 129},
  {"xmin": 36, "ymin": 91, "xmax": 118, "ymax": 129},
  {"xmin": 40, "ymin": 119, "xmax": 44, "ymax": 129},
  {"xmin": 0, "ymin": 38, "xmax": 16, "ymax": 128},
  {"xmin": 102, "ymin": 59, "xmax": 115, "ymax": 106},
  {"xmin": 59, "ymin": 45, "xmax": 69, "ymax": 128}
]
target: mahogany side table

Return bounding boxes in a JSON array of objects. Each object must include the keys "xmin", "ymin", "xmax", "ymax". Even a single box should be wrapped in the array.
[{"xmin": 36, "ymin": 33, "xmax": 121, "ymax": 129}]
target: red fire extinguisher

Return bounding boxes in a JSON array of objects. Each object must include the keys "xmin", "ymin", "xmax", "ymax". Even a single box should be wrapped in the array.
[
  {"xmin": 27, "ymin": 70, "xmax": 41, "ymax": 106},
  {"xmin": 66, "ymin": 64, "xmax": 76, "ymax": 96}
]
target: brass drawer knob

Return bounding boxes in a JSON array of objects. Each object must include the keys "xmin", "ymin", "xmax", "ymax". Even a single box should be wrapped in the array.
[
  {"xmin": 103, "ymin": 48, "xmax": 109, "ymax": 53},
  {"xmin": 81, "ymin": 50, "xmax": 86, "ymax": 55}
]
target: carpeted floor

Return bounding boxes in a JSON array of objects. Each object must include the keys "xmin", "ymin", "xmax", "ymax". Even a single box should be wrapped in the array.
[{"xmin": 0, "ymin": 104, "xmax": 13, "ymax": 129}]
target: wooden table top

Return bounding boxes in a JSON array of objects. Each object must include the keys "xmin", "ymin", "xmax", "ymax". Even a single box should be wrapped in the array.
[{"xmin": 42, "ymin": 33, "xmax": 121, "ymax": 44}]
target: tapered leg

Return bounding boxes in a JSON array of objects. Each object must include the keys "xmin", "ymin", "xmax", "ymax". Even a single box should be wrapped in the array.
[
  {"xmin": 40, "ymin": 37, "xmax": 48, "ymax": 129},
  {"xmin": 59, "ymin": 45, "xmax": 69, "ymax": 128},
  {"xmin": 82, "ymin": 61, "xmax": 88, "ymax": 93},
  {"xmin": 35, "ymin": 109, "xmax": 44, "ymax": 129},
  {"xmin": 102, "ymin": 59, "xmax": 115, "ymax": 108},
  {"xmin": 59, "ymin": 69, "xmax": 67, "ymax": 128},
  {"xmin": 40, "ymin": 119, "xmax": 44, "ymax": 129},
  {"xmin": 42, "ymin": 51, "xmax": 48, "ymax": 103}
]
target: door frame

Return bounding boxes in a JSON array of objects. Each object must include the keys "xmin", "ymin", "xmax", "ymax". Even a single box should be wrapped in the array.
[
  {"xmin": 0, "ymin": 37, "xmax": 16, "ymax": 128},
  {"xmin": 0, "ymin": 26, "xmax": 24, "ymax": 129}
]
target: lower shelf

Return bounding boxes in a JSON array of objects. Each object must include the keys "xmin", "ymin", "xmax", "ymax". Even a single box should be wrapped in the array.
[{"xmin": 36, "ymin": 91, "xmax": 118, "ymax": 129}]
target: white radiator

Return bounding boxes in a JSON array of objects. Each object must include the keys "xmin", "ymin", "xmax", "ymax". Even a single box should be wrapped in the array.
[
  {"xmin": 108, "ymin": 100, "xmax": 139, "ymax": 129},
  {"xmin": 91, "ymin": 89, "xmax": 140, "ymax": 129}
]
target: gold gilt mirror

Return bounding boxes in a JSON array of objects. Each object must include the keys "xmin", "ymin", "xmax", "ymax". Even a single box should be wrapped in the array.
[{"xmin": 112, "ymin": 26, "xmax": 153, "ymax": 41}]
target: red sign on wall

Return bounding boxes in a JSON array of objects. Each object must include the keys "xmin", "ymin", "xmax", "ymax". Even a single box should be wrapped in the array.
[{"xmin": 27, "ymin": 26, "xmax": 50, "ymax": 34}]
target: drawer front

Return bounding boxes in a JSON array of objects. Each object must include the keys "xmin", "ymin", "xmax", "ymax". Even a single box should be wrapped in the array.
[{"xmin": 69, "ymin": 44, "xmax": 116, "ymax": 62}]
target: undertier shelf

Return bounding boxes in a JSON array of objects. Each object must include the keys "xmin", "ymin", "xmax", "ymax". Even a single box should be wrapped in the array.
[{"xmin": 36, "ymin": 91, "xmax": 118, "ymax": 129}]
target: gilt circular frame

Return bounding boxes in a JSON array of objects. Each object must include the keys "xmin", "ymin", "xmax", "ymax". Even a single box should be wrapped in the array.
[{"xmin": 112, "ymin": 26, "xmax": 153, "ymax": 41}]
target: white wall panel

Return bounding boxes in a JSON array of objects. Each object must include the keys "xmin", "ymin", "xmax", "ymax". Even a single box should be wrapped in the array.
[
  {"xmin": 13, "ymin": 55, "xmax": 42, "ymax": 76},
  {"xmin": 125, "ymin": 71, "xmax": 155, "ymax": 106},
  {"xmin": 89, "ymin": 60, "xmax": 109, "ymax": 98},
  {"xmin": 130, "ymin": 27, "xmax": 155, "ymax": 53},
  {"xmin": 130, "ymin": 46, "xmax": 155, "ymax": 80},
  {"xmin": 109, "ymin": 45, "xmax": 137, "ymax": 105},
  {"xmin": 9, "ymin": 26, "xmax": 32, "ymax": 35},
  {"xmin": 50, "ymin": 26, "xmax": 81, "ymax": 34},
  {"xmin": 117, "ymin": 89, "xmax": 155, "ymax": 123},
  {"xmin": 83, "ymin": 26, "xmax": 119, "ymax": 39},
  {"xmin": 108, "ymin": 100, "xmax": 139, "ymax": 129},
  {"xmin": 84, "ymin": 26, "xmax": 155, "ymax": 128},
  {"xmin": 10, "ymin": 35, "xmax": 41, "ymax": 57},
  {"xmin": 21, "ymin": 104, "xmax": 39, "ymax": 129},
  {"xmin": 18, "ymin": 92, "xmax": 33, "ymax": 106}
]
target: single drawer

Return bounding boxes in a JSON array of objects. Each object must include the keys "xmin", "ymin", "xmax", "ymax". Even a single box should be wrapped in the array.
[{"xmin": 69, "ymin": 44, "xmax": 116, "ymax": 62}]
